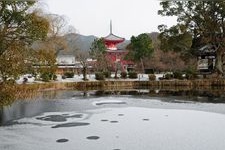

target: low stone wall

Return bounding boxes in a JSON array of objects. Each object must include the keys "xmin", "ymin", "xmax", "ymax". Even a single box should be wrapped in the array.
[
  {"xmin": 16, "ymin": 79, "xmax": 225, "ymax": 92},
  {"xmin": 71, "ymin": 79, "xmax": 225, "ymax": 90}
]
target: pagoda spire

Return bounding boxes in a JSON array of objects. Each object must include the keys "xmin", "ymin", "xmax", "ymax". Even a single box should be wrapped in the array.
[
  {"xmin": 110, "ymin": 20, "xmax": 112, "ymax": 34},
  {"xmin": 104, "ymin": 20, "xmax": 125, "ymax": 50}
]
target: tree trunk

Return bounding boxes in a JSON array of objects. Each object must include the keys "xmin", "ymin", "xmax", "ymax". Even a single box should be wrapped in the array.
[
  {"xmin": 140, "ymin": 58, "xmax": 145, "ymax": 73},
  {"xmin": 114, "ymin": 66, "xmax": 118, "ymax": 79},
  {"xmin": 215, "ymin": 48, "xmax": 224, "ymax": 77},
  {"xmin": 114, "ymin": 62, "xmax": 120, "ymax": 79},
  {"xmin": 83, "ymin": 66, "xmax": 87, "ymax": 81}
]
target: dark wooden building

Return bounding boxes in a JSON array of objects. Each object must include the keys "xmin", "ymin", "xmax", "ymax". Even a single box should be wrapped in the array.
[{"xmin": 197, "ymin": 45, "xmax": 216, "ymax": 74}]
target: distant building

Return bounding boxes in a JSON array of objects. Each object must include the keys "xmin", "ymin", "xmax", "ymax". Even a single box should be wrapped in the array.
[
  {"xmin": 56, "ymin": 55, "xmax": 80, "ymax": 74},
  {"xmin": 103, "ymin": 21, "xmax": 134, "ymax": 72},
  {"xmin": 56, "ymin": 55, "xmax": 95, "ymax": 75},
  {"xmin": 197, "ymin": 45, "xmax": 216, "ymax": 74},
  {"xmin": 56, "ymin": 55, "xmax": 76, "ymax": 65}
]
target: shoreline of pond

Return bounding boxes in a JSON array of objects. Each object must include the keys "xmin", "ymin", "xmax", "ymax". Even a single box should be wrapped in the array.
[
  {"xmin": 16, "ymin": 79, "xmax": 225, "ymax": 92},
  {"xmin": 1, "ymin": 79, "xmax": 225, "ymax": 107}
]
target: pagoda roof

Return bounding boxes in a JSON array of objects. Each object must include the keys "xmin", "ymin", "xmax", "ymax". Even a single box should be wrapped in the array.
[{"xmin": 104, "ymin": 33, "xmax": 125, "ymax": 42}]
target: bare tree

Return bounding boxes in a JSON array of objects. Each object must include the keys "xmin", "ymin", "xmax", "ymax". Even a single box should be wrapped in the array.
[
  {"xmin": 44, "ymin": 14, "xmax": 69, "ymax": 54},
  {"xmin": 31, "ymin": 13, "xmax": 78, "ymax": 79},
  {"xmin": 145, "ymin": 49, "xmax": 189, "ymax": 72},
  {"xmin": 75, "ymin": 50, "xmax": 90, "ymax": 81}
]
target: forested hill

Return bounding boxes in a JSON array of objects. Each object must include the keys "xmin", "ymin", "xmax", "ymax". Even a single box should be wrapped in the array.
[
  {"xmin": 58, "ymin": 32, "xmax": 159, "ymax": 55},
  {"xmin": 59, "ymin": 33, "xmax": 131, "ymax": 55},
  {"xmin": 59, "ymin": 33, "xmax": 96, "ymax": 55}
]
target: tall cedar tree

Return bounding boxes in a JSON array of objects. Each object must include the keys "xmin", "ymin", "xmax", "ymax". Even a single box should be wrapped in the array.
[
  {"xmin": 127, "ymin": 33, "xmax": 154, "ymax": 72},
  {"xmin": 89, "ymin": 38, "xmax": 109, "ymax": 72},
  {"xmin": 158, "ymin": 1, "xmax": 225, "ymax": 76}
]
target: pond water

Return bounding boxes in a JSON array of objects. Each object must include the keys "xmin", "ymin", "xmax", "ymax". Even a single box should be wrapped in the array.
[{"xmin": 1, "ymin": 89, "xmax": 225, "ymax": 150}]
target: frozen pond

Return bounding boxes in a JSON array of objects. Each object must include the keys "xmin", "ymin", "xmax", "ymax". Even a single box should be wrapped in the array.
[{"xmin": 1, "ymin": 90, "xmax": 225, "ymax": 150}]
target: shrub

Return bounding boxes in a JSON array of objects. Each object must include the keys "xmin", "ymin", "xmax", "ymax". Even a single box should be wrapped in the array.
[
  {"xmin": 148, "ymin": 74, "xmax": 156, "ymax": 81},
  {"xmin": 186, "ymin": 72, "xmax": 197, "ymax": 80},
  {"xmin": 5, "ymin": 79, "xmax": 16, "ymax": 85},
  {"xmin": 158, "ymin": 77, "xmax": 164, "ymax": 80},
  {"xmin": 64, "ymin": 72, "xmax": 74, "ymax": 78},
  {"xmin": 173, "ymin": 71, "xmax": 183, "ymax": 80},
  {"xmin": 120, "ymin": 72, "xmax": 127, "ymax": 79},
  {"xmin": 128, "ymin": 71, "xmax": 138, "ymax": 79},
  {"xmin": 185, "ymin": 67, "xmax": 197, "ymax": 80},
  {"xmin": 164, "ymin": 73, "xmax": 173, "ymax": 80},
  {"xmin": 95, "ymin": 72, "xmax": 105, "ymax": 80},
  {"xmin": 40, "ymin": 72, "xmax": 51, "ymax": 82},
  {"xmin": 103, "ymin": 71, "xmax": 111, "ymax": 78}
]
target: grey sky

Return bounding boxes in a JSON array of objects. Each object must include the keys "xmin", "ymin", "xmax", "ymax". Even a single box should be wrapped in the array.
[{"xmin": 45, "ymin": 0, "xmax": 176, "ymax": 39}]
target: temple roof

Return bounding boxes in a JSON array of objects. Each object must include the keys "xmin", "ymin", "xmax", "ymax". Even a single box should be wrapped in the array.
[
  {"xmin": 198, "ymin": 44, "xmax": 216, "ymax": 56},
  {"xmin": 104, "ymin": 33, "xmax": 125, "ymax": 42}
]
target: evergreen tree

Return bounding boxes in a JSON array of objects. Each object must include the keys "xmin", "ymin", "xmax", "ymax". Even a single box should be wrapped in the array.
[
  {"xmin": 89, "ymin": 38, "xmax": 109, "ymax": 72},
  {"xmin": 127, "ymin": 33, "xmax": 154, "ymax": 72},
  {"xmin": 158, "ymin": 1, "xmax": 225, "ymax": 76}
]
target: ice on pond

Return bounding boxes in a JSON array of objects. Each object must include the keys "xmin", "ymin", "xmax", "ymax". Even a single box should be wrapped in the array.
[{"xmin": 1, "ymin": 107, "xmax": 225, "ymax": 150}]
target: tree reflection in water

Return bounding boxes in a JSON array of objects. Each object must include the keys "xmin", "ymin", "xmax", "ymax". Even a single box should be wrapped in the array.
[
  {"xmin": 92, "ymin": 88, "xmax": 225, "ymax": 103},
  {"xmin": 1, "ymin": 85, "xmax": 225, "ymax": 125}
]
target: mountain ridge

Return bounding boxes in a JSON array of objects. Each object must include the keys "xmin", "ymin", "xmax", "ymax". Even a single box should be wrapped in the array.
[{"xmin": 58, "ymin": 32, "xmax": 159, "ymax": 55}]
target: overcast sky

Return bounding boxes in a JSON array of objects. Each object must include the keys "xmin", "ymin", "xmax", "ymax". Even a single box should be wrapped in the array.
[{"xmin": 45, "ymin": 0, "xmax": 177, "ymax": 39}]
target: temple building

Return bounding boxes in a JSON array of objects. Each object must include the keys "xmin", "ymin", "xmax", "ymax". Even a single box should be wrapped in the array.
[
  {"xmin": 55, "ymin": 55, "xmax": 95, "ymax": 75},
  {"xmin": 103, "ymin": 21, "xmax": 134, "ymax": 72},
  {"xmin": 197, "ymin": 44, "xmax": 216, "ymax": 74}
]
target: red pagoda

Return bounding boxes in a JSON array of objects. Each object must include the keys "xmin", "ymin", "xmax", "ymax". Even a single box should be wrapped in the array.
[{"xmin": 103, "ymin": 21, "xmax": 134, "ymax": 72}]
